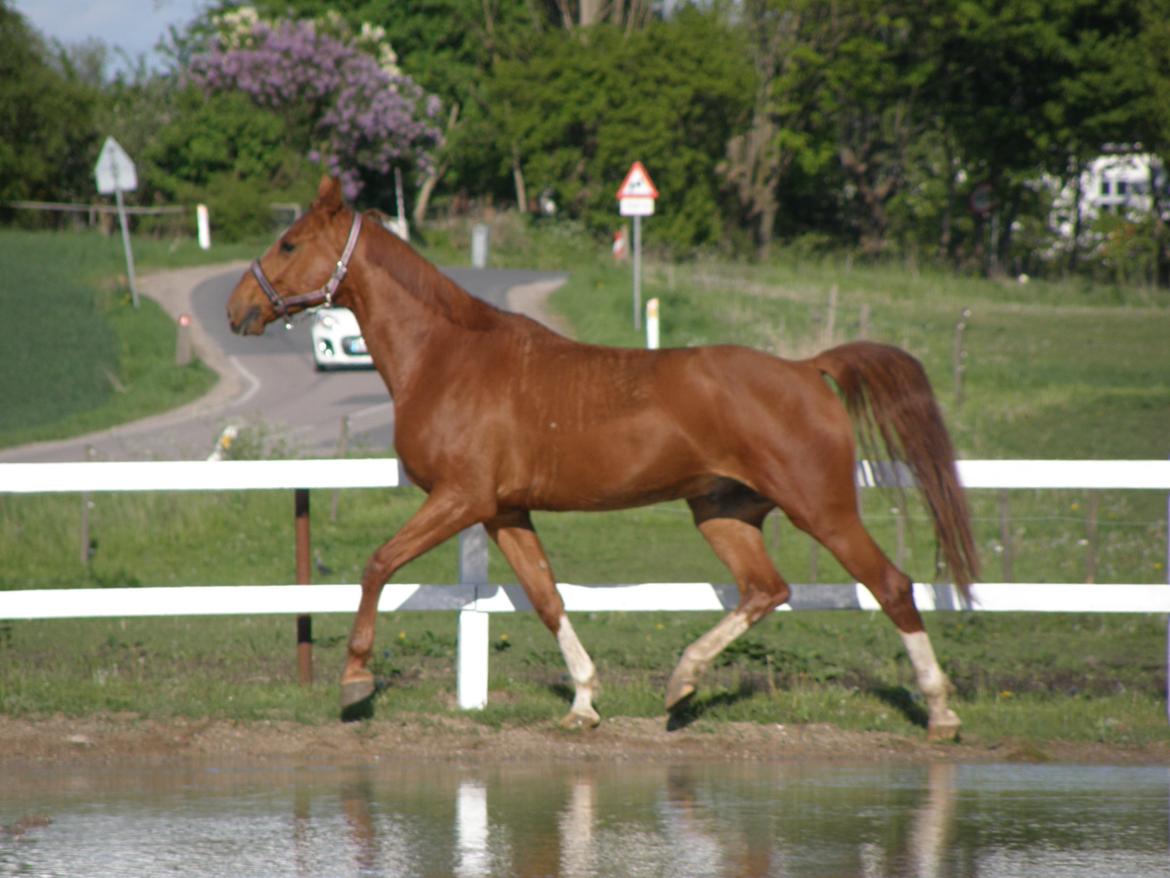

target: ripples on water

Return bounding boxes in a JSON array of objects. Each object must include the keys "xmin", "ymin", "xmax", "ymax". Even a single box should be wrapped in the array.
[{"xmin": 1, "ymin": 760, "xmax": 1166, "ymax": 877}]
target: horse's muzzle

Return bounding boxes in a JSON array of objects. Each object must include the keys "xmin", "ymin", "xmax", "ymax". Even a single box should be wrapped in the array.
[{"xmin": 228, "ymin": 304, "xmax": 265, "ymax": 336}]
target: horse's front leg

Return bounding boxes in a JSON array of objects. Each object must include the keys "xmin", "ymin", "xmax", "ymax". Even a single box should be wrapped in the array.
[
  {"xmin": 486, "ymin": 511, "xmax": 601, "ymax": 729},
  {"xmin": 341, "ymin": 489, "xmax": 487, "ymax": 719}
]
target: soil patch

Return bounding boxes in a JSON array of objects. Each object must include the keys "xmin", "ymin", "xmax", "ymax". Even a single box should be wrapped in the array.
[{"xmin": 3, "ymin": 714, "xmax": 1167, "ymax": 770}]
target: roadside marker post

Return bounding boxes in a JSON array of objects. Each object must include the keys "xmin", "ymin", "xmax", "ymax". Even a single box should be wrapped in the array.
[
  {"xmin": 617, "ymin": 162, "xmax": 658, "ymax": 331},
  {"xmin": 197, "ymin": 204, "xmax": 211, "ymax": 250}
]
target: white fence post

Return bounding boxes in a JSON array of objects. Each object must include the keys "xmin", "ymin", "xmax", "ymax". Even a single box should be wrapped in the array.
[
  {"xmin": 458, "ymin": 525, "xmax": 490, "ymax": 710},
  {"xmin": 457, "ymin": 607, "xmax": 490, "ymax": 710},
  {"xmin": 196, "ymin": 204, "xmax": 211, "ymax": 250}
]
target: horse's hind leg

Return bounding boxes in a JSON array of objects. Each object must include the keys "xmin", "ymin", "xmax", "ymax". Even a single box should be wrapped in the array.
[
  {"xmin": 666, "ymin": 489, "xmax": 789, "ymax": 711},
  {"xmin": 803, "ymin": 509, "xmax": 961, "ymax": 741},
  {"xmin": 486, "ymin": 510, "xmax": 600, "ymax": 729}
]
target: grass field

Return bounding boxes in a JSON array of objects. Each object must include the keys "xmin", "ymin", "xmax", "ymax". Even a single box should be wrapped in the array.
[
  {"xmin": 0, "ymin": 229, "xmax": 260, "ymax": 448},
  {"xmin": 1, "ymin": 217, "xmax": 1169, "ymax": 747},
  {"xmin": 2, "ymin": 611, "xmax": 1165, "ymax": 747}
]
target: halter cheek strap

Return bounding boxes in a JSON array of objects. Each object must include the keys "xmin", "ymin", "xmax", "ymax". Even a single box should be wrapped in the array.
[{"xmin": 250, "ymin": 212, "xmax": 364, "ymax": 318}]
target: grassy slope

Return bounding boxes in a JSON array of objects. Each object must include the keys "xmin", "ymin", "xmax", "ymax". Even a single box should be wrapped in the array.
[{"xmin": 0, "ymin": 229, "xmax": 260, "ymax": 448}]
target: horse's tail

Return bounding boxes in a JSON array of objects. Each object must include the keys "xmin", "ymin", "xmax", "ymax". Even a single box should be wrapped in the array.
[{"xmin": 811, "ymin": 341, "xmax": 979, "ymax": 595}]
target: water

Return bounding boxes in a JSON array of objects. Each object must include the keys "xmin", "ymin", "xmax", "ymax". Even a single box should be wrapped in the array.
[{"xmin": 1, "ymin": 760, "xmax": 1166, "ymax": 877}]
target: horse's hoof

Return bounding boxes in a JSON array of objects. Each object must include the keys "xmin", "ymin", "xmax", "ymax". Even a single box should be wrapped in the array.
[
  {"xmin": 559, "ymin": 709, "xmax": 601, "ymax": 731},
  {"xmin": 340, "ymin": 678, "xmax": 376, "ymax": 723},
  {"xmin": 927, "ymin": 712, "xmax": 961, "ymax": 742},
  {"xmin": 664, "ymin": 680, "xmax": 696, "ymax": 712}
]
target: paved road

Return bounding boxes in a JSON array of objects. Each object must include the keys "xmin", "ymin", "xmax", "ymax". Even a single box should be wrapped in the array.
[{"xmin": 1, "ymin": 266, "xmax": 567, "ymax": 463}]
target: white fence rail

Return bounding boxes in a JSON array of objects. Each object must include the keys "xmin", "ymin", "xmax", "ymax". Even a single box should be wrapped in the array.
[
  {"xmin": 5, "ymin": 458, "xmax": 1169, "ymax": 494},
  {"xmin": 2, "ymin": 458, "xmax": 1168, "ymax": 710}
]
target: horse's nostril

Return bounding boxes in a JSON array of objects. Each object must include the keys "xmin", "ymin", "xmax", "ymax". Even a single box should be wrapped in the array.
[{"xmin": 229, "ymin": 306, "xmax": 263, "ymax": 335}]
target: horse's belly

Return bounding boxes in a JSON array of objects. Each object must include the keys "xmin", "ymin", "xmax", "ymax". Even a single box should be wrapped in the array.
[{"xmin": 512, "ymin": 435, "xmax": 723, "ymax": 512}]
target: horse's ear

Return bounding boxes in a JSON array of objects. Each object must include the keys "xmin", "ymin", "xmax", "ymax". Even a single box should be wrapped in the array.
[{"xmin": 314, "ymin": 176, "xmax": 344, "ymax": 214}]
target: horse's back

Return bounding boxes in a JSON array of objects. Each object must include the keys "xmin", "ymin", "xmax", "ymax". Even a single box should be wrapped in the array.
[{"xmin": 477, "ymin": 335, "xmax": 852, "ymax": 510}]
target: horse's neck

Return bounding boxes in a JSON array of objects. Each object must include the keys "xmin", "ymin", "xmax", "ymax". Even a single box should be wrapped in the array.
[{"xmin": 345, "ymin": 225, "xmax": 502, "ymax": 398}]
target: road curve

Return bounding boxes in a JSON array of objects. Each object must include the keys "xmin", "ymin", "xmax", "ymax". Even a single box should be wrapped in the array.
[{"xmin": 0, "ymin": 264, "xmax": 567, "ymax": 463}]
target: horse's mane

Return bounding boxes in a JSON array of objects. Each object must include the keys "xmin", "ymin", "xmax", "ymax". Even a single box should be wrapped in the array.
[{"xmin": 361, "ymin": 213, "xmax": 510, "ymax": 334}]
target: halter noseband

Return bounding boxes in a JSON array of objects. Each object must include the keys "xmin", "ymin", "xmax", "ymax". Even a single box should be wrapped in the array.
[{"xmin": 250, "ymin": 212, "xmax": 363, "ymax": 319}]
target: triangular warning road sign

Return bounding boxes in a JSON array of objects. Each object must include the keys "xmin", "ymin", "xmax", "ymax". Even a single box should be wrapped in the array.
[
  {"xmin": 616, "ymin": 161, "xmax": 658, "ymax": 200},
  {"xmin": 94, "ymin": 136, "xmax": 137, "ymax": 195}
]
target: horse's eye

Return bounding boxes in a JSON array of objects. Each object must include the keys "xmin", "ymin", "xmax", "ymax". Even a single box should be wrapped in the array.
[{"xmin": 279, "ymin": 239, "xmax": 296, "ymax": 254}]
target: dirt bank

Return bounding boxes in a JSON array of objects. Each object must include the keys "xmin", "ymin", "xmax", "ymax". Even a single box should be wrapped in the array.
[{"xmin": 3, "ymin": 714, "xmax": 1167, "ymax": 769}]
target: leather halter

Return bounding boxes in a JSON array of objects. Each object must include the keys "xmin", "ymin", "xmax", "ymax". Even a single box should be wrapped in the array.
[{"xmin": 250, "ymin": 212, "xmax": 363, "ymax": 319}]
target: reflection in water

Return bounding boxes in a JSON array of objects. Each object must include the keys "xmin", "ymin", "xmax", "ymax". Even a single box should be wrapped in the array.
[
  {"xmin": 908, "ymin": 763, "xmax": 955, "ymax": 878},
  {"xmin": 558, "ymin": 778, "xmax": 594, "ymax": 878},
  {"xmin": 455, "ymin": 780, "xmax": 488, "ymax": 878},
  {"xmin": 0, "ymin": 759, "xmax": 1167, "ymax": 877}
]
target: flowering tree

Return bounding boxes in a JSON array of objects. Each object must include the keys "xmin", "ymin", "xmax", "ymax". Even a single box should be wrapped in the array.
[{"xmin": 187, "ymin": 8, "xmax": 442, "ymax": 200}]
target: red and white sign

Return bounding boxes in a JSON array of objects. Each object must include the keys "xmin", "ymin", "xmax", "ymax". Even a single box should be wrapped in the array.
[
  {"xmin": 612, "ymin": 228, "xmax": 628, "ymax": 260},
  {"xmin": 617, "ymin": 161, "xmax": 658, "ymax": 216}
]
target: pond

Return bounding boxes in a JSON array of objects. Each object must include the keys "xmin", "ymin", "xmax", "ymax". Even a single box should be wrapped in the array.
[{"xmin": 1, "ymin": 760, "xmax": 1166, "ymax": 877}]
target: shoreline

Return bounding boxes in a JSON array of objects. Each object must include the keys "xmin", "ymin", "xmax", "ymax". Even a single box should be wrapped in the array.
[{"xmin": 3, "ymin": 713, "xmax": 1167, "ymax": 770}]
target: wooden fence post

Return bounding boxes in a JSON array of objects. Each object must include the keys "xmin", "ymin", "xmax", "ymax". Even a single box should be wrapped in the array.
[
  {"xmin": 998, "ymin": 490, "xmax": 1013, "ymax": 582},
  {"xmin": 894, "ymin": 505, "xmax": 907, "ymax": 571},
  {"xmin": 295, "ymin": 488, "xmax": 313, "ymax": 685},
  {"xmin": 79, "ymin": 492, "xmax": 91, "ymax": 567},
  {"xmin": 952, "ymin": 307, "xmax": 971, "ymax": 409},
  {"xmin": 822, "ymin": 285, "xmax": 839, "ymax": 348},
  {"xmin": 1085, "ymin": 493, "xmax": 1099, "ymax": 584}
]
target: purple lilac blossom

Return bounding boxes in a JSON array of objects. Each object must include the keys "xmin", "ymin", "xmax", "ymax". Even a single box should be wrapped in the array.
[{"xmin": 188, "ymin": 18, "xmax": 442, "ymax": 199}]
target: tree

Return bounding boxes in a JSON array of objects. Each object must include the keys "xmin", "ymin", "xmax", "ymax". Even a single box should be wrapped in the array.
[
  {"xmin": 723, "ymin": 0, "xmax": 819, "ymax": 258},
  {"xmin": 0, "ymin": 2, "xmax": 100, "ymax": 203},
  {"xmin": 1133, "ymin": 0, "xmax": 1170, "ymax": 283},
  {"xmin": 925, "ymin": 0, "xmax": 1149, "ymax": 274},
  {"xmin": 244, "ymin": 0, "xmax": 665, "ymax": 219},
  {"xmin": 186, "ymin": 10, "xmax": 443, "ymax": 203},
  {"xmin": 725, "ymin": 0, "xmax": 935, "ymax": 258},
  {"xmin": 490, "ymin": 9, "xmax": 752, "ymax": 249},
  {"xmin": 816, "ymin": 2, "xmax": 934, "ymax": 256}
]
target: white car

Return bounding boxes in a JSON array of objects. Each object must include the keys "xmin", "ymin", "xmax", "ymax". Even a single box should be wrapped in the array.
[{"xmin": 310, "ymin": 307, "xmax": 374, "ymax": 370}]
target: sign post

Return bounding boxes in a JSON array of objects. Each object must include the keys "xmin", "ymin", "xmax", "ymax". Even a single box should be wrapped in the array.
[
  {"xmin": 617, "ymin": 162, "xmax": 658, "ymax": 331},
  {"xmin": 94, "ymin": 136, "xmax": 140, "ymax": 308}
]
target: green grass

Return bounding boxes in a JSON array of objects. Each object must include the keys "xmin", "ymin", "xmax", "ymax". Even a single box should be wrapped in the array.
[
  {"xmin": 2, "ymin": 482, "xmax": 1163, "ymax": 593},
  {"xmin": 0, "ymin": 229, "xmax": 262, "ymax": 448},
  {"xmin": 1, "ymin": 611, "xmax": 1165, "ymax": 747}
]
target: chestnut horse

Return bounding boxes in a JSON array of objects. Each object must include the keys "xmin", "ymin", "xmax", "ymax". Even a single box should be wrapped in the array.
[{"xmin": 228, "ymin": 177, "xmax": 978, "ymax": 740}]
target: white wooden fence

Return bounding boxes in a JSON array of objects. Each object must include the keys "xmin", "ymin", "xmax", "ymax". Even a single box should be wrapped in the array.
[{"xmin": 2, "ymin": 458, "xmax": 1169, "ymax": 710}]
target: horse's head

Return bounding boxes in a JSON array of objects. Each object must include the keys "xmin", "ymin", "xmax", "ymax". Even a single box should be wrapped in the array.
[{"xmin": 227, "ymin": 176, "xmax": 362, "ymax": 335}]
